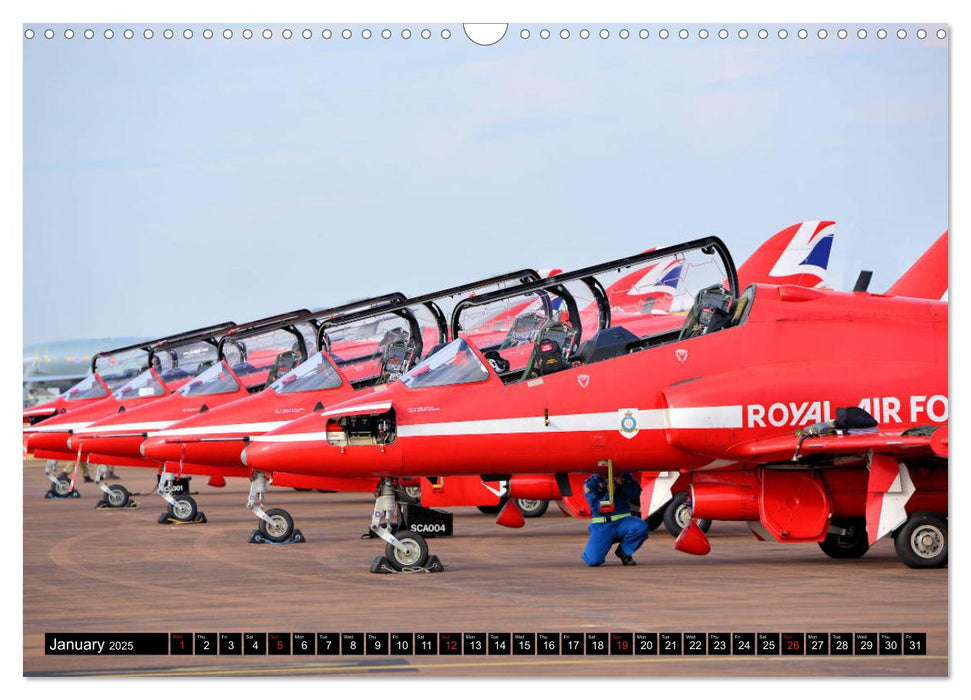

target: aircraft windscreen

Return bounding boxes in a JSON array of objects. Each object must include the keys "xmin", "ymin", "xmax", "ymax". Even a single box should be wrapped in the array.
[
  {"xmin": 400, "ymin": 338, "xmax": 489, "ymax": 390},
  {"xmin": 94, "ymin": 348, "xmax": 149, "ymax": 389},
  {"xmin": 325, "ymin": 306, "xmax": 440, "ymax": 386},
  {"xmin": 222, "ymin": 325, "xmax": 314, "ymax": 390},
  {"xmin": 271, "ymin": 352, "xmax": 342, "ymax": 394},
  {"xmin": 154, "ymin": 341, "xmax": 220, "ymax": 381},
  {"xmin": 112, "ymin": 369, "xmax": 166, "ymax": 400},
  {"xmin": 597, "ymin": 248, "xmax": 728, "ymax": 336},
  {"xmin": 63, "ymin": 374, "xmax": 108, "ymax": 401},
  {"xmin": 179, "ymin": 361, "xmax": 240, "ymax": 397}
]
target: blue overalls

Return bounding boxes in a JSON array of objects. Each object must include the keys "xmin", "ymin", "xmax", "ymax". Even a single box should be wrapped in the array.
[{"xmin": 581, "ymin": 472, "xmax": 649, "ymax": 566}]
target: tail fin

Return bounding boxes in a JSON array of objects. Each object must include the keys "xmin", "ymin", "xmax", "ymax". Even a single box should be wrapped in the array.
[
  {"xmin": 737, "ymin": 221, "xmax": 836, "ymax": 289},
  {"xmin": 885, "ymin": 231, "xmax": 948, "ymax": 300}
]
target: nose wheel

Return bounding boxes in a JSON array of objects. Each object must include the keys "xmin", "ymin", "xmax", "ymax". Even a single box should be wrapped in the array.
[
  {"xmin": 44, "ymin": 461, "xmax": 80, "ymax": 499},
  {"xmin": 258, "ymin": 508, "xmax": 296, "ymax": 543},
  {"xmin": 369, "ymin": 478, "xmax": 443, "ymax": 573},
  {"xmin": 93, "ymin": 464, "xmax": 137, "ymax": 509},
  {"xmin": 168, "ymin": 494, "xmax": 198, "ymax": 521},
  {"xmin": 246, "ymin": 472, "xmax": 304, "ymax": 544},
  {"xmin": 156, "ymin": 472, "xmax": 206, "ymax": 524}
]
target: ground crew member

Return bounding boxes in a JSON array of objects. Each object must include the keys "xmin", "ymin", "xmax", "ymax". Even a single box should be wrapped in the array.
[{"xmin": 581, "ymin": 471, "xmax": 649, "ymax": 566}]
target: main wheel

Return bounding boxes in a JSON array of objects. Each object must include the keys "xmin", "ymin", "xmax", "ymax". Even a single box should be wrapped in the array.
[
  {"xmin": 105, "ymin": 484, "xmax": 130, "ymax": 508},
  {"xmin": 894, "ymin": 512, "xmax": 947, "ymax": 568},
  {"xmin": 258, "ymin": 508, "xmax": 295, "ymax": 543},
  {"xmin": 663, "ymin": 491, "xmax": 712, "ymax": 536},
  {"xmin": 399, "ymin": 484, "xmax": 422, "ymax": 504},
  {"xmin": 385, "ymin": 530, "xmax": 429, "ymax": 570},
  {"xmin": 818, "ymin": 517, "xmax": 870, "ymax": 559},
  {"xmin": 50, "ymin": 475, "xmax": 73, "ymax": 498},
  {"xmin": 477, "ymin": 495, "xmax": 509, "ymax": 515},
  {"xmin": 516, "ymin": 498, "xmax": 549, "ymax": 518},
  {"xmin": 167, "ymin": 495, "xmax": 198, "ymax": 522}
]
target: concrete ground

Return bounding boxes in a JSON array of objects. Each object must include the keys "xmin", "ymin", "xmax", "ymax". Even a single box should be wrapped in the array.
[{"xmin": 22, "ymin": 460, "xmax": 947, "ymax": 677}]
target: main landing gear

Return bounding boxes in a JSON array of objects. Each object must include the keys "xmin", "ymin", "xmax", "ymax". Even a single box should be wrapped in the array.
[
  {"xmin": 246, "ymin": 471, "xmax": 304, "ymax": 544},
  {"xmin": 663, "ymin": 491, "xmax": 712, "ymax": 537},
  {"xmin": 369, "ymin": 478, "xmax": 444, "ymax": 574},
  {"xmin": 44, "ymin": 460, "xmax": 79, "ymax": 499},
  {"xmin": 817, "ymin": 512, "xmax": 947, "ymax": 568},
  {"xmin": 818, "ymin": 518, "xmax": 870, "ymax": 559},
  {"xmin": 893, "ymin": 512, "xmax": 947, "ymax": 569},
  {"xmin": 156, "ymin": 472, "xmax": 206, "ymax": 524},
  {"xmin": 93, "ymin": 464, "xmax": 137, "ymax": 509}
]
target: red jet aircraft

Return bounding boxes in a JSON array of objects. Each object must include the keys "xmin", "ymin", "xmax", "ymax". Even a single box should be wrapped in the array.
[
  {"xmin": 24, "ymin": 323, "xmax": 235, "ymax": 499},
  {"xmin": 137, "ymin": 270, "xmax": 553, "ymax": 539},
  {"xmin": 62, "ymin": 301, "xmax": 406, "ymax": 522},
  {"xmin": 242, "ymin": 236, "xmax": 946, "ymax": 570},
  {"xmin": 421, "ymin": 220, "xmax": 839, "ymax": 530}
]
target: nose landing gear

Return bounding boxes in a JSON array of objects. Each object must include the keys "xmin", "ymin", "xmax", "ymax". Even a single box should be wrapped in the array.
[
  {"xmin": 246, "ymin": 471, "xmax": 304, "ymax": 544},
  {"xmin": 369, "ymin": 478, "xmax": 444, "ymax": 574},
  {"xmin": 44, "ymin": 460, "xmax": 80, "ymax": 499},
  {"xmin": 93, "ymin": 464, "xmax": 137, "ymax": 509},
  {"xmin": 156, "ymin": 471, "xmax": 207, "ymax": 524}
]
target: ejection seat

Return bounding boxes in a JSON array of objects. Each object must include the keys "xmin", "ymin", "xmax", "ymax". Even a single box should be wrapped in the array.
[
  {"xmin": 522, "ymin": 321, "xmax": 576, "ymax": 380},
  {"xmin": 678, "ymin": 285, "xmax": 735, "ymax": 341},
  {"xmin": 263, "ymin": 350, "xmax": 299, "ymax": 388},
  {"xmin": 378, "ymin": 337, "xmax": 418, "ymax": 384}
]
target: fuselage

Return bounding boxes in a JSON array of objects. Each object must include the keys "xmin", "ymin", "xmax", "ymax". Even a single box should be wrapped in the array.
[{"xmin": 242, "ymin": 285, "xmax": 947, "ymax": 479}]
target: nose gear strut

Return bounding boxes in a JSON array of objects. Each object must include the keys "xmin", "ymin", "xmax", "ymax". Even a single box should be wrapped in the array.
[
  {"xmin": 44, "ymin": 459, "xmax": 79, "ymax": 499},
  {"xmin": 246, "ymin": 471, "xmax": 304, "ymax": 544},
  {"xmin": 368, "ymin": 478, "xmax": 444, "ymax": 574},
  {"xmin": 93, "ymin": 463, "xmax": 136, "ymax": 509},
  {"xmin": 156, "ymin": 451, "xmax": 206, "ymax": 524}
]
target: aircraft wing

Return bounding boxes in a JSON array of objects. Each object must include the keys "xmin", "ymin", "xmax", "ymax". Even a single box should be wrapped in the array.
[
  {"xmin": 723, "ymin": 430, "xmax": 944, "ymax": 463},
  {"xmin": 725, "ymin": 426, "xmax": 947, "ymax": 545}
]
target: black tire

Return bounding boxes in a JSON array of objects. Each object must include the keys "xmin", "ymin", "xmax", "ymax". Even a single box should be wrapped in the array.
[
  {"xmin": 50, "ymin": 475, "xmax": 73, "ymax": 498},
  {"xmin": 477, "ymin": 494, "xmax": 509, "ymax": 515},
  {"xmin": 258, "ymin": 508, "xmax": 295, "ymax": 543},
  {"xmin": 663, "ymin": 491, "xmax": 712, "ymax": 537},
  {"xmin": 398, "ymin": 484, "xmax": 422, "ymax": 504},
  {"xmin": 515, "ymin": 498, "xmax": 549, "ymax": 518},
  {"xmin": 645, "ymin": 507, "xmax": 665, "ymax": 532},
  {"xmin": 385, "ymin": 530, "xmax": 429, "ymax": 570},
  {"xmin": 167, "ymin": 495, "xmax": 198, "ymax": 522},
  {"xmin": 105, "ymin": 484, "xmax": 130, "ymax": 508},
  {"xmin": 893, "ymin": 512, "xmax": 947, "ymax": 569},
  {"xmin": 818, "ymin": 517, "xmax": 870, "ymax": 559}
]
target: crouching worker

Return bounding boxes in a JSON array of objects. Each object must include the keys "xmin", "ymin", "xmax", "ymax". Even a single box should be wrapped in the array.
[{"xmin": 581, "ymin": 471, "xmax": 649, "ymax": 566}]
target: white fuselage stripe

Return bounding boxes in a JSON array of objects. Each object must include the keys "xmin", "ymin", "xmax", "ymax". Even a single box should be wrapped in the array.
[
  {"xmin": 249, "ymin": 405, "xmax": 744, "ymax": 443},
  {"xmin": 27, "ymin": 421, "xmax": 94, "ymax": 434},
  {"xmin": 80, "ymin": 421, "xmax": 175, "ymax": 434},
  {"xmin": 149, "ymin": 421, "xmax": 292, "ymax": 438},
  {"xmin": 319, "ymin": 401, "xmax": 392, "ymax": 418},
  {"xmin": 251, "ymin": 431, "xmax": 332, "ymax": 443}
]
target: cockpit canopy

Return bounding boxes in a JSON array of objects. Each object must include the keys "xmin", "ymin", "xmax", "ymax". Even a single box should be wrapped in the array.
[
  {"xmin": 270, "ymin": 351, "xmax": 343, "ymax": 394},
  {"xmin": 400, "ymin": 338, "xmax": 490, "ymax": 390},
  {"xmin": 112, "ymin": 369, "xmax": 166, "ymax": 400},
  {"xmin": 179, "ymin": 361, "xmax": 240, "ymax": 397},
  {"xmin": 64, "ymin": 374, "xmax": 108, "ymax": 401}
]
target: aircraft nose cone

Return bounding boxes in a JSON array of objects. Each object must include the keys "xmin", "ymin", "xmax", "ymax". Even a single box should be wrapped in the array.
[
  {"xmin": 240, "ymin": 441, "xmax": 304, "ymax": 474},
  {"xmin": 141, "ymin": 436, "xmax": 178, "ymax": 462}
]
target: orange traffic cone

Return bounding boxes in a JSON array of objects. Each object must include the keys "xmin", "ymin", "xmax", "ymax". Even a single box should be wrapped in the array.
[
  {"xmin": 496, "ymin": 499, "xmax": 526, "ymax": 528},
  {"xmin": 674, "ymin": 519, "xmax": 711, "ymax": 555},
  {"xmin": 207, "ymin": 476, "xmax": 227, "ymax": 488}
]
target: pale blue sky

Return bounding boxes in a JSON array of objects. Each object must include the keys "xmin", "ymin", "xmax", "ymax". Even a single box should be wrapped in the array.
[{"xmin": 23, "ymin": 24, "xmax": 948, "ymax": 345}]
